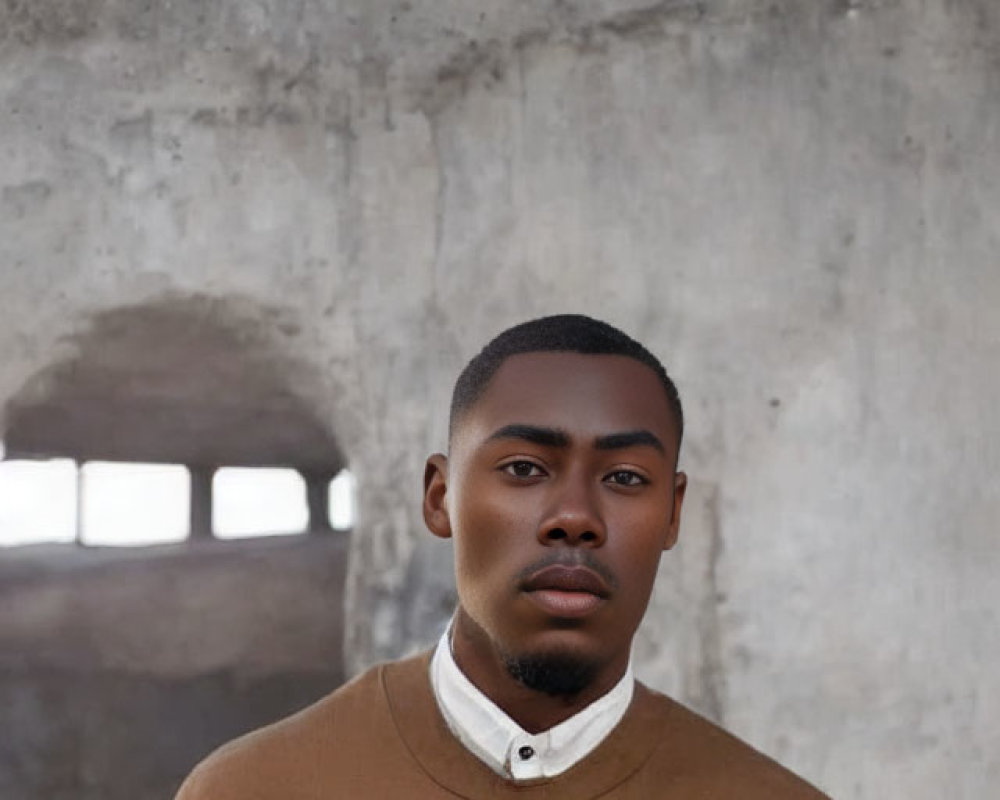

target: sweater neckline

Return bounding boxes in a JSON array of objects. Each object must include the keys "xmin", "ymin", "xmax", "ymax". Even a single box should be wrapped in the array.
[
  {"xmin": 382, "ymin": 650, "xmax": 673, "ymax": 799},
  {"xmin": 430, "ymin": 628, "xmax": 635, "ymax": 779}
]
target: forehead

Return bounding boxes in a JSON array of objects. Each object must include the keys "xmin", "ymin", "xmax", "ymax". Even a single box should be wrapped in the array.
[{"xmin": 456, "ymin": 352, "xmax": 678, "ymax": 449}]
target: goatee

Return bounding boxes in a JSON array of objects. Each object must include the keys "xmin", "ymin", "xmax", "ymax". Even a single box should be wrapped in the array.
[{"xmin": 501, "ymin": 650, "xmax": 599, "ymax": 697}]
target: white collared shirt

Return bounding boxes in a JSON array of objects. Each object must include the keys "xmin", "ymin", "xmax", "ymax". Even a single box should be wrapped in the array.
[{"xmin": 429, "ymin": 628, "xmax": 634, "ymax": 781}]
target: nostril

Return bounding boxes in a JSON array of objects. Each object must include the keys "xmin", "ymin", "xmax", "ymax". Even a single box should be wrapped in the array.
[
  {"xmin": 580, "ymin": 531, "xmax": 596, "ymax": 542},
  {"xmin": 548, "ymin": 528, "xmax": 567, "ymax": 540}
]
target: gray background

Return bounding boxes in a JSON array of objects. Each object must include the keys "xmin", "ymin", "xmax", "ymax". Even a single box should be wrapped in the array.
[{"xmin": 2, "ymin": 1, "xmax": 999, "ymax": 798}]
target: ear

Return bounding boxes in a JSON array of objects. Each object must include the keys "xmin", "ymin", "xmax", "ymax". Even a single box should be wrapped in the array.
[
  {"xmin": 423, "ymin": 453, "xmax": 452, "ymax": 539},
  {"xmin": 662, "ymin": 471, "xmax": 687, "ymax": 551}
]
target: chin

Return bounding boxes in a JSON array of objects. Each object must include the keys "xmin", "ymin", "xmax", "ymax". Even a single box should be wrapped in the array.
[{"xmin": 499, "ymin": 645, "xmax": 601, "ymax": 698}]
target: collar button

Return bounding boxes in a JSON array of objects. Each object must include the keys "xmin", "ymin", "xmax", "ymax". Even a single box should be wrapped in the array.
[{"xmin": 518, "ymin": 745, "xmax": 536, "ymax": 761}]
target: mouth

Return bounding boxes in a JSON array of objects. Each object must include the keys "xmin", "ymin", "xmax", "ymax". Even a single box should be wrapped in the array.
[{"xmin": 520, "ymin": 565, "xmax": 611, "ymax": 619}]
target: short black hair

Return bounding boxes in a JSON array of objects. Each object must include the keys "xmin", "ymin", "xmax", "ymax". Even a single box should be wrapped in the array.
[{"xmin": 449, "ymin": 314, "xmax": 683, "ymax": 450}]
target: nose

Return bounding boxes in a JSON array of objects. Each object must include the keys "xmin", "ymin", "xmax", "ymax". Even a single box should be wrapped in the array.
[{"xmin": 537, "ymin": 473, "xmax": 607, "ymax": 547}]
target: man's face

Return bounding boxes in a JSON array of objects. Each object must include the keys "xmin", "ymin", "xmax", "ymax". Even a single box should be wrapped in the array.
[{"xmin": 425, "ymin": 352, "xmax": 686, "ymax": 685}]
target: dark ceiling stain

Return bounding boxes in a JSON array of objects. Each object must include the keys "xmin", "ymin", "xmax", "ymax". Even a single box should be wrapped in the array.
[{"xmin": 3, "ymin": 293, "xmax": 344, "ymax": 475}]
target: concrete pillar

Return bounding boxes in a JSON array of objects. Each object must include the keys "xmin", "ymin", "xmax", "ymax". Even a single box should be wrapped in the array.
[
  {"xmin": 75, "ymin": 460, "xmax": 85, "ymax": 546},
  {"xmin": 189, "ymin": 466, "xmax": 215, "ymax": 540},
  {"xmin": 305, "ymin": 473, "xmax": 331, "ymax": 533}
]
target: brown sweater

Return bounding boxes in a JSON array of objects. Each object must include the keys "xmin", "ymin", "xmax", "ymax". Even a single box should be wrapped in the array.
[{"xmin": 176, "ymin": 651, "xmax": 830, "ymax": 799}]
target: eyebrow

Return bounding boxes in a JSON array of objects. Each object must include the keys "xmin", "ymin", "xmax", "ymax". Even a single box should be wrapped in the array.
[
  {"xmin": 486, "ymin": 424, "xmax": 665, "ymax": 454},
  {"xmin": 486, "ymin": 424, "xmax": 570, "ymax": 448},
  {"xmin": 594, "ymin": 430, "xmax": 666, "ymax": 454}
]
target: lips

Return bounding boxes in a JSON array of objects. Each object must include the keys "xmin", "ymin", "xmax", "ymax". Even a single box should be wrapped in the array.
[
  {"xmin": 521, "ymin": 565, "xmax": 611, "ymax": 597},
  {"xmin": 521, "ymin": 565, "xmax": 611, "ymax": 618}
]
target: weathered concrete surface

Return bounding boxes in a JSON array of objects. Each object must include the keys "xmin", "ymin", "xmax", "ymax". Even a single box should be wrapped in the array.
[
  {"xmin": 2, "ymin": 1, "xmax": 999, "ymax": 798},
  {"xmin": 634, "ymin": 480, "xmax": 726, "ymax": 724},
  {"xmin": 0, "ymin": 535, "xmax": 348, "ymax": 799}
]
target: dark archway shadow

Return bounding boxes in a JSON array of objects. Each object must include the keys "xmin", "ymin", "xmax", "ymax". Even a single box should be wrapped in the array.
[{"xmin": 3, "ymin": 292, "xmax": 343, "ymax": 475}]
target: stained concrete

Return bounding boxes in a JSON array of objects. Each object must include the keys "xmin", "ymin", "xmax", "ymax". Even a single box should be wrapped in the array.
[{"xmin": 2, "ymin": 1, "xmax": 999, "ymax": 798}]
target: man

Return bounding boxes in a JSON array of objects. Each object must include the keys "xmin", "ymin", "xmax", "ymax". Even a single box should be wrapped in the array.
[{"xmin": 176, "ymin": 314, "xmax": 829, "ymax": 798}]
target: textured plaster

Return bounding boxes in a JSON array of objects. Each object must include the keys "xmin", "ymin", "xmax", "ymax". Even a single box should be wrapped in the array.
[{"xmin": 1, "ymin": 1, "xmax": 999, "ymax": 798}]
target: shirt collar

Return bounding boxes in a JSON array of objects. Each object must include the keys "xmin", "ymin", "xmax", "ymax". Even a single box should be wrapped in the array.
[{"xmin": 429, "ymin": 626, "xmax": 634, "ymax": 781}]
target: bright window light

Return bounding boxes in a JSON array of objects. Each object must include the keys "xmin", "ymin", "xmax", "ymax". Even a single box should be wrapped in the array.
[
  {"xmin": 0, "ymin": 458, "xmax": 77, "ymax": 546},
  {"xmin": 80, "ymin": 462, "xmax": 190, "ymax": 546},
  {"xmin": 213, "ymin": 467, "xmax": 308, "ymax": 539},
  {"xmin": 328, "ymin": 468, "xmax": 356, "ymax": 531}
]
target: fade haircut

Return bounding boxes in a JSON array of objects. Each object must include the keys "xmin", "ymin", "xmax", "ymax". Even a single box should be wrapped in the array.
[{"xmin": 449, "ymin": 314, "xmax": 683, "ymax": 450}]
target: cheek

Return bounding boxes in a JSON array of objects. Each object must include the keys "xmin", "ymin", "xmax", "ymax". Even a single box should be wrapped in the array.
[
  {"xmin": 608, "ymin": 505, "xmax": 672, "ymax": 593},
  {"xmin": 452, "ymin": 486, "xmax": 536, "ymax": 579}
]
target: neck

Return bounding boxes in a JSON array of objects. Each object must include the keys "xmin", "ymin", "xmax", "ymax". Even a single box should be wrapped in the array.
[{"xmin": 449, "ymin": 607, "xmax": 629, "ymax": 734}]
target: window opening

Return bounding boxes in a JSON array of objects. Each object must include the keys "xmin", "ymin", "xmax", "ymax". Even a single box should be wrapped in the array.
[
  {"xmin": 328, "ymin": 468, "xmax": 357, "ymax": 532},
  {"xmin": 0, "ymin": 455, "xmax": 77, "ymax": 547},
  {"xmin": 80, "ymin": 462, "xmax": 190, "ymax": 546},
  {"xmin": 213, "ymin": 467, "xmax": 308, "ymax": 539}
]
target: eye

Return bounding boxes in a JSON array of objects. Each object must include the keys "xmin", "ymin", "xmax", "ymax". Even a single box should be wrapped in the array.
[
  {"xmin": 502, "ymin": 461, "xmax": 546, "ymax": 479},
  {"xmin": 605, "ymin": 469, "xmax": 647, "ymax": 487}
]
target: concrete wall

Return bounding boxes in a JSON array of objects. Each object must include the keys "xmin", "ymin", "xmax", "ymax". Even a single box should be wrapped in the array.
[
  {"xmin": 0, "ymin": 535, "xmax": 348, "ymax": 800},
  {"xmin": 2, "ymin": 1, "xmax": 999, "ymax": 798}
]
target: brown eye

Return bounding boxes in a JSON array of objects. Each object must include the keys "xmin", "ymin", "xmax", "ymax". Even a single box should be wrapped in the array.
[
  {"xmin": 503, "ymin": 461, "xmax": 544, "ymax": 479},
  {"xmin": 606, "ymin": 470, "xmax": 646, "ymax": 487}
]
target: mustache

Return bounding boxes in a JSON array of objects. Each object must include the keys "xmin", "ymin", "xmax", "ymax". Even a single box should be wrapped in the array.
[{"xmin": 514, "ymin": 551, "xmax": 619, "ymax": 592}]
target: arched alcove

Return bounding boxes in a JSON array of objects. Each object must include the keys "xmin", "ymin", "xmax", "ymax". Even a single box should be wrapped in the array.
[
  {"xmin": 3, "ymin": 292, "xmax": 346, "ymax": 539},
  {"xmin": 0, "ymin": 293, "xmax": 350, "ymax": 797}
]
